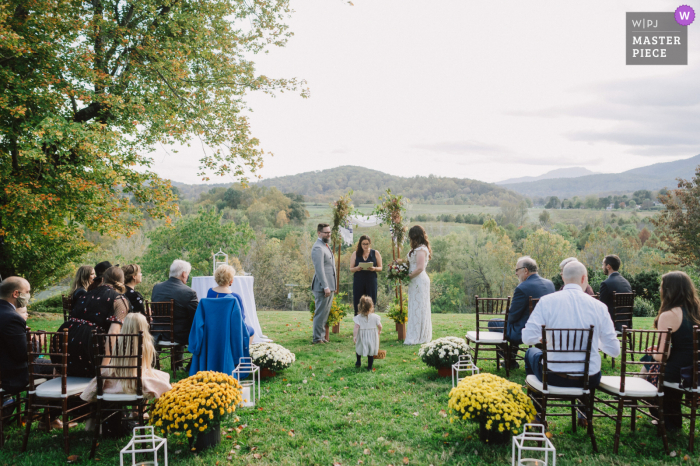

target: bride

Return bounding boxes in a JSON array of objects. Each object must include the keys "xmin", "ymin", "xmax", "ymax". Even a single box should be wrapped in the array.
[{"xmin": 404, "ymin": 225, "xmax": 432, "ymax": 345}]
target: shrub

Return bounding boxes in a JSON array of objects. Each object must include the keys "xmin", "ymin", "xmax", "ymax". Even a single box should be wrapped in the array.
[
  {"xmin": 28, "ymin": 294, "xmax": 64, "ymax": 313},
  {"xmin": 633, "ymin": 297, "xmax": 657, "ymax": 318}
]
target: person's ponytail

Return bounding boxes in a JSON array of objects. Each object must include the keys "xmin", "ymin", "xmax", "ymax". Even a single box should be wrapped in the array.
[{"xmin": 102, "ymin": 266, "xmax": 127, "ymax": 294}]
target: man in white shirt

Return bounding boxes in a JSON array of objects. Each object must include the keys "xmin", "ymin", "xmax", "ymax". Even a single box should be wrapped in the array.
[{"xmin": 522, "ymin": 261, "xmax": 620, "ymax": 398}]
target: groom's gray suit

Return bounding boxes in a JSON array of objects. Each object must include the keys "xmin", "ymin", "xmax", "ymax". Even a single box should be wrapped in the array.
[{"xmin": 311, "ymin": 237, "xmax": 337, "ymax": 342}]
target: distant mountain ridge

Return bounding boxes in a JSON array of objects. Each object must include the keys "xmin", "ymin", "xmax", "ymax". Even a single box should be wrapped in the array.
[
  {"xmin": 497, "ymin": 167, "xmax": 599, "ymax": 185},
  {"xmin": 502, "ymin": 154, "xmax": 700, "ymax": 198}
]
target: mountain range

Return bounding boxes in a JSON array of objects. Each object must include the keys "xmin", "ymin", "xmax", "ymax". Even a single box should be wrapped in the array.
[{"xmin": 497, "ymin": 167, "xmax": 599, "ymax": 185}]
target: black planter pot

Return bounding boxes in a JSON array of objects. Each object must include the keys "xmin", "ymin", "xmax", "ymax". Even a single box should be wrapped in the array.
[{"xmin": 190, "ymin": 424, "xmax": 221, "ymax": 451}]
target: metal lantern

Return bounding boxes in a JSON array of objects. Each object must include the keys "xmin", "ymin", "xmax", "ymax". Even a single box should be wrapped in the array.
[
  {"xmin": 452, "ymin": 354, "xmax": 480, "ymax": 388},
  {"xmin": 232, "ymin": 357, "xmax": 260, "ymax": 408},
  {"xmin": 512, "ymin": 424, "xmax": 556, "ymax": 466},
  {"xmin": 120, "ymin": 426, "xmax": 167, "ymax": 466},
  {"xmin": 213, "ymin": 248, "xmax": 228, "ymax": 275}
]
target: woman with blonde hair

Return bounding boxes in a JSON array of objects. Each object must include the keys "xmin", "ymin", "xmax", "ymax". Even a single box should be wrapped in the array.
[
  {"xmin": 404, "ymin": 225, "xmax": 432, "ymax": 345},
  {"xmin": 81, "ymin": 313, "xmax": 171, "ymax": 402},
  {"xmin": 70, "ymin": 265, "xmax": 96, "ymax": 310},
  {"xmin": 207, "ymin": 264, "xmax": 254, "ymax": 336}
]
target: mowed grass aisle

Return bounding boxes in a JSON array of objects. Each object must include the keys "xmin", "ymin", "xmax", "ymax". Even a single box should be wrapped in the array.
[{"xmin": 2, "ymin": 312, "xmax": 697, "ymax": 465}]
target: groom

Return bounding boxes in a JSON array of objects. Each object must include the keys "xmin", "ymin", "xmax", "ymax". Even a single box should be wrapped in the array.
[{"xmin": 311, "ymin": 223, "xmax": 336, "ymax": 344}]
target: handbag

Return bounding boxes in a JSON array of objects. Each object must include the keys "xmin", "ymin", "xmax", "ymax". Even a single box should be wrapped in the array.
[{"xmin": 679, "ymin": 362, "xmax": 699, "ymax": 389}]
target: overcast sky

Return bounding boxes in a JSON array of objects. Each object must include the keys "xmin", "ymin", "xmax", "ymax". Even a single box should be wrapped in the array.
[{"xmin": 148, "ymin": 0, "xmax": 700, "ymax": 185}]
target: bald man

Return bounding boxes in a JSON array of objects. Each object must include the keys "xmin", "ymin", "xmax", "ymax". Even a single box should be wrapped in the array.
[{"xmin": 0, "ymin": 277, "xmax": 31, "ymax": 393}]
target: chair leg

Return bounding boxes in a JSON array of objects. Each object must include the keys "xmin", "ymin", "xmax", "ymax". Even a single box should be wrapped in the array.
[
  {"xmin": 689, "ymin": 392, "xmax": 697, "ymax": 454},
  {"xmin": 21, "ymin": 395, "xmax": 33, "ymax": 452},
  {"xmin": 657, "ymin": 396, "xmax": 670, "ymax": 454},
  {"xmin": 571, "ymin": 399, "xmax": 577, "ymax": 433},
  {"xmin": 585, "ymin": 394, "xmax": 598, "ymax": 453},
  {"xmin": 613, "ymin": 397, "xmax": 624, "ymax": 454},
  {"xmin": 473, "ymin": 344, "xmax": 479, "ymax": 368},
  {"xmin": 504, "ymin": 344, "xmax": 510, "ymax": 378},
  {"xmin": 630, "ymin": 399, "xmax": 637, "ymax": 432},
  {"xmin": 62, "ymin": 398, "xmax": 70, "ymax": 455},
  {"xmin": 541, "ymin": 395, "xmax": 549, "ymax": 431},
  {"xmin": 89, "ymin": 402, "xmax": 101, "ymax": 459}
]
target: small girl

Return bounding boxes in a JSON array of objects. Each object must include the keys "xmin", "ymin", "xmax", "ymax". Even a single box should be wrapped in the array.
[{"xmin": 353, "ymin": 296, "xmax": 382, "ymax": 370}]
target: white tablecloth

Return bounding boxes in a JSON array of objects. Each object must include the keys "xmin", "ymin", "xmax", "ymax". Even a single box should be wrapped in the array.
[{"xmin": 191, "ymin": 276, "xmax": 271, "ymax": 343}]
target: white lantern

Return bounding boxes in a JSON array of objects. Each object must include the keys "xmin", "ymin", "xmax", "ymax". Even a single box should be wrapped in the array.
[
  {"xmin": 232, "ymin": 357, "xmax": 260, "ymax": 408},
  {"xmin": 512, "ymin": 424, "xmax": 556, "ymax": 466},
  {"xmin": 452, "ymin": 354, "xmax": 479, "ymax": 388},
  {"xmin": 213, "ymin": 248, "xmax": 228, "ymax": 275},
  {"xmin": 120, "ymin": 426, "xmax": 167, "ymax": 466}
]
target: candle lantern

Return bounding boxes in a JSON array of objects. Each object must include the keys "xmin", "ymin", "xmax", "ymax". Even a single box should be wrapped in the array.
[
  {"xmin": 232, "ymin": 357, "xmax": 260, "ymax": 408},
  {"xmin": 512, "ymin": 424, "xmax": 556, "ymax": 466},
  {"xmin": 120, "ymin": 426, "xmax": 167, "ymax": 466},
  {"xmin": 451, "ymin": 354, "xmax": 479, "ymax": 388},
  {"xmin": 213, "ymin": 248, "xmax": 228, "ymax": 275}
]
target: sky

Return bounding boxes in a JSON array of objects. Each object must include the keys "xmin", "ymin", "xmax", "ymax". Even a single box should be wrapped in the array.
[{"xmin": 148, "ymin": 0, "xmax": 700, "ymax": 185}]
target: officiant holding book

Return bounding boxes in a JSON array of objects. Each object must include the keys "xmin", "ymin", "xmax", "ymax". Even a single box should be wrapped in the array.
[{"xmin": 350, "ymin": 235, "xmax": 383, "ymax": 316}]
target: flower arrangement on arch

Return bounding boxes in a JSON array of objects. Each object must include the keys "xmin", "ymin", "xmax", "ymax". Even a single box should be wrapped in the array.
[
  {"xmin": 448, "ymin": 373, "xmax": 536, "ymax": 439},
  {"xmin": 418, "ymin": 337, "xmax": 471, "ymax": 369},
  {"xmin": 150, "ymin": 371, "xmax": 242, "ymax": 438},
  {"xmin": 249, "ymin": 342, "xmax": 296, "ymax": 372}
]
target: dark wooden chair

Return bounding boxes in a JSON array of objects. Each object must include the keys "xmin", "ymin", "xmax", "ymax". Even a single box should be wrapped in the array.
[
  {"xmin": 595, "ymin": 326, "xmax": 672, "ymax": 454},
  {"xmin": 88, "ymin": 331, "xmax": 147, "ymax": 458},
  {"xmin": 61, "ymin": 295, "xmax": 72, "ymax": 322},
  {"xmin": 465, "ymin": 296, "xmax": 512, "ymax": 377},
  {"xmin": 610, "ymin": 292, "xmax": 636, "ymax": 368},
  {"xmin": 528, "ymin": 297, "xmax": 540, "ymax": 315},
  {"xmin": 0, "ymin": 369, "xmax": 24, "ymax": 449},
  {"xmin": 146, "ymin": 300, "xmax": 189, "ymax": 376},
  {"xmin": 525, "ymin": 325, "xmax": 598, "ymax": 452},
  {"xmin": 22, "ymin": 330, "xmax": 92, "ymax": 455},
  {"xmin": 663, "ymin": 325, "xmax": 700, "ymax": 453}
]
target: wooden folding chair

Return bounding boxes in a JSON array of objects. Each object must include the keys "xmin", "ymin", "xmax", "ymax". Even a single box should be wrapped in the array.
[
  {"xmin": 594, "ymin": 326, "xmax": 672, "ymax": 454},
  {"xmin": 465, "ymin": 296, "xmax": 512, "ymax": 377},
  {"xmin": 525, "ymin": 325, "xmax": 598, "ymax": 452},
  {"xmin": 610, "ymin": 292, "xmax": 636, "ymax": 368},
  {"xmin": 146, "ymin": 300, "xmax": 189, "ymax": 376},
  {"xmin": 88, "ymin": 331, "xmax": 147, "ymax": 458},
  {"xmin": 0, "ymin": 370, "xmax": 24, "ymax": 449},
  {"xmin": 22, "ymin": 330, "xmax": 92, "ymax": 455},
  {"xmin": 61, "ymin": 295, "xmax": 72, "ymax": 322}
]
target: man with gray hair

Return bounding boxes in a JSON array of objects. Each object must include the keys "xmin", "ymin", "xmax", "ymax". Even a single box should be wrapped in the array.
[
  {"xmin": 151, "ymin": 259, "xmax": 199, "ymax": 345},
  {"xmin": 559, "ymin": 258, "xmax": 594, "ymax": 295}
]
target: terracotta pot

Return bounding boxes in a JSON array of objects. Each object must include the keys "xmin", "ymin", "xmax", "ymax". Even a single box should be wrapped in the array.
[
  {"xmin": 332, "ymin": 323, "xmax": 340, "ymax": 334},
  {"xmin": 325, "ymin": 326, "xmax": 330, "ymax": 341},
  {"xmin": 260, "ymin": 367, "xmax": 277, "ymax": 378},
  {"xmin": 437, "ymin": 366, "xmax": 451, "ymax": 378},
  {"xmin": 190, "ymin": 423, "xmax": 221, "ymax": 451},
  {"xmin": 478, "ymin": 421, "xmax": 511, "ymax": 444},
  {"xmin": 396, "ymin": 322, "xmax": 406, "ymax": 341}
]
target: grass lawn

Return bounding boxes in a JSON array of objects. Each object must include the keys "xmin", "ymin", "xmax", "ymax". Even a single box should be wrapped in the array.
[{"xmin": 2, "ymin": 311, "xmax": 696, "ymax": 465}]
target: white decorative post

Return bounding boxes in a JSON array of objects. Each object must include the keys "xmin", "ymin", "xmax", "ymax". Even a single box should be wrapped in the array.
[
  {"xmin": 452, "ymin": 354, "xmax": 479, "ymax": 388},
  {"xmin": 512, "ymin": 424, "xmax": 556, "ymax": 466},
  {"xmin": 232, "ymin": 357, "xmax": 260, "ymax": 407},
  {"xmin": 120, "ymin": 426, "xmax": 167, "ymax": 466},
  {"xmin": 213, "ymin": 248, "xmax": 228, "ymax": 275}
]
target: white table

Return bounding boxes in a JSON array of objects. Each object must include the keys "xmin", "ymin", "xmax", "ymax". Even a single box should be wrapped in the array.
[{"xmin": 191, "ymin": 276, "xmax": 271, "ymax": 344}]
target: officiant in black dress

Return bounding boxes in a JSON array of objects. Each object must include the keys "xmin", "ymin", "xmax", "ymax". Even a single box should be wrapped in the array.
[{"xmin": 349, "ymin": 235, "xmax": 383, "ymax": 316}]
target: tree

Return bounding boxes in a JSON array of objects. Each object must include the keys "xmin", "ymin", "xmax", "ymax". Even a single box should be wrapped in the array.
[
  {"xmin": 538, "ymin": 210, "xmax": 551, "ymax": 227},
  {"xmin": 584, "ymin": 195, "xmax": 599, "ymax": 209},
  {"xmin": 654, "ymin": 168, "xmax": 700, "ymax": 266},
  {"xmin": 638, "ymin": 227, "xmax": 651, "ymax": 246},
  {"xmin": 521, "ymin": 229, "xmax": 576, "ymax": 279},
  {"xmin": 545, "ymin": 196, "xmax": 560, "ymax": 209},
  {"xmin": 0, "ymin": 0, "xmax": 304, "ymax": 286}
]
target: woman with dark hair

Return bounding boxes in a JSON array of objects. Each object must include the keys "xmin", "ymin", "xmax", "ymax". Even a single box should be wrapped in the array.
[
  {"xmin": 54, "ymin": 266, "xmax": 130, "ymax": 377},
  {"xmin": 404, "ymin": 225, "xmax": 432, "ymax": 345},
  {"xmin": 87, "ymin": 261, "xmax": 113, "ymax": 291},
  {"xmin": 70, "ymin": 265, "xmax": 96, "ymax": 310},
  {"xmin": 349, "ymin": 235, "xmax": 383, "ymax": 316},
  {"xmin": 122, "ymin": 264, "xmax": 146, "ymax": 316},
  {"xmin": 648, "ymin": 271, "xmax": 700, "ymax": 431}
]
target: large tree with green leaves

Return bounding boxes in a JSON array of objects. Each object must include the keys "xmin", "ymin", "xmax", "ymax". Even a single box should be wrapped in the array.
[{"xmin": 0, "ymin": 0, "xmax": 305, "ymax": 288}]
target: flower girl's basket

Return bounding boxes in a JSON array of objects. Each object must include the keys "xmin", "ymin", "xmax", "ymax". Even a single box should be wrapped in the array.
[{"xmin": 375, "ymin": 337, "xmax": 386, "ymax": 360}]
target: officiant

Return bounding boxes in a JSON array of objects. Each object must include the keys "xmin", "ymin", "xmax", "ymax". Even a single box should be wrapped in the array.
[{"xmin": 349, "ymin": 235, "xmax": 383, "ymax": 316}]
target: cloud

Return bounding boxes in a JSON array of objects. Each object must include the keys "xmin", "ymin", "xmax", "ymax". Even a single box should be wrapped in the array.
[{"xmin": 411, "ymin": 140, "xmax": 509, "ymax": 154}]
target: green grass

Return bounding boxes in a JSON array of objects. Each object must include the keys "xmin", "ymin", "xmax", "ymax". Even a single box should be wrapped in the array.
[{"xmin": 2, "ymin": 312, "xmax": 697, "ymax": 465}]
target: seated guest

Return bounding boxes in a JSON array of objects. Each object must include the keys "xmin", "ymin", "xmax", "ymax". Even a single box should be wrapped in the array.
[
  {"xmin": 558, "ymin": 258, "xmax": 594, "ymax": 295},
  {"xmin": 0, "ymin": 277, "xmax": 31, "ymax": 394},
  {"xmin": 70, "ymin": 265, "xmax": 96, "ymax": 310},
  {"xmin": 647, "ymin": 271, "xmax": 700, "ymax": 432},
  {"xmin": 87, "ymin": 261, "xmax": 114, "ymax": 292},
  {"xmin": 522, "ymin": 261, "xmax": 620, "ymax": 423},
  {"xmin": 55, "ymin": 267, "xmax": 129, "ymax": 377},
  {"xmin": 207, "ymin": 264, "xmax": 254, "ymax": 337},
  {"xmin": 151, "ymin": 260, "xmax": 199, "ymax": 345},
  {"xmin": 81, "ymin": 313, "xmax": 171, "ymax": 402},
  {"xmin": 122, "ymin": 264, "xmax": 146, "ymax": 316},
  {"xmin": 599, "ymin": 254, "xmax": 633, "ymax": 330}
]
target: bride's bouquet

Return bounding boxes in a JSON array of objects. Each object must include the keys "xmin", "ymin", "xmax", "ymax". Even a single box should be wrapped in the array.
[{"xmin": 387, "ymin": 259, "xmax": 410, "ymax": 285}]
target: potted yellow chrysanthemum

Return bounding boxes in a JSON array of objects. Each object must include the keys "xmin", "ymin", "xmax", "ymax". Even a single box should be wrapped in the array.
[
  {"xmin": 150, "ymin": 371, "xmax": 242, "ymax": 451},
  {"xmin": 448, "ymin": 373, "xmax": 536, "ymax": 444}
]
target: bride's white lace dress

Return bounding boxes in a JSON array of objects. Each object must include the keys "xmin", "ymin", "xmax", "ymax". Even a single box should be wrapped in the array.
[{"xmin": 404, "ymin": 245, "xmax": 432, "ymax": 345}]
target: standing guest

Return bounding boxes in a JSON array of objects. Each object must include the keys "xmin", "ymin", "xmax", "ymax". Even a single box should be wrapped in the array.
[
  {"xmin": 349, "ymin": 235, "xmax": 382, "ymax": 316},
  {"xmin": 207, "ymin": 264, "xmax": 254, "ymax": 337},
  {"xmin": 311, "ymin": 223, "xmax": 336, "ymax": 344},
  {"xmin": 0, "ymin": 277, "xmax": 31, "ymax": 394},
  {"xmin": 558, "ymin": 258, "xmax": 594, "ymax": 295},
  {"xmin": 151, "ymin": 259, "xmax": 199, "ymax": 345},
  {"xmin": 70, "ymin": 266, "xmax": 96, "ymax": 310},
  {"xmin": 87, "ymin": 261, "xmax": 114, "ymax": 292},
  {"xmin": 522, "ymin": 261, "xmax": 620, "ymax": 425},
  {"xmin": 55, "ymin": 267, "xmax": 129, "ymax": 377},
  {"xmin": 122, "ymin": 264, "xmax": 145, "ymax": 316},
  {"xmin": 353, "ymin": 296, "xmax": 382, "ymax": 370},
  {"xmin": 647, "ymin": 271, "xmax": 700, "ymax": 432},
  {"xmin": 598, "ymin": 254, "xmax": 633, "ymax": 330}
]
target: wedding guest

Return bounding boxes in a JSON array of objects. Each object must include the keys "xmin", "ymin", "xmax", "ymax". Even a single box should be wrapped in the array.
[
  {"xmin": 349, "ymin": 235, "xmax": 383, "ymax": 316},
  {"xmin": 599, "ymin": 254, "xmax": 633, "ymax": 330},
  {"xmin": 81, "ymin": 313, "xmax": 171, "ymax": 402},
  {"xmin": 55, "ymin": 267, "xmax": 129, "ymax": 377},
  {"xmin": 522, "ymin": 261, "xmax": 620, "ymax": 425},
  {"xmin": 647, "ymin": 271, "xmax": 700, "ymax": 432},
  {"xmin": 151, "ymin": 259, "xmax": 199, "ymax": 345},
  {"xmin": 87, "ymin": 261, "xmax": 114, "ymax": 292},
  {"xmin": 70, "ymin": 265, "xmax": 96, "ymax": 310},
  {"xmin": 122, "ymin": 264, "xmax": 146, "ymax": 316},
  {"xmin": 558, "ymin": 258, "xmax": 594, "ymax": 295},
  {"xmin": 0, "ymin": 277, "xmax": 31, "ymax": 394},
  {"xmin": 353, "ymin": 296, "xmax": 382, "ymax": 371},
  {"xmin": 207, "ymin": 264, "xmax": 254, "ymax": 337},
  {"xmin": 311, "ymin": 223, "xmax": 336, "ymax": 344}
]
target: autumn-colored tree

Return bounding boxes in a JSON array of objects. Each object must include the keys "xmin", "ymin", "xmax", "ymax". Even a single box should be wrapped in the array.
[
  {"xmin": 638, "ymin": 227, "xmax": 651, "ymax": 246},
  {"xmin": 521, "ymin": 228, "xmax": 576, "ymax": 279},
  {"xmin": 654, "ymin": 168, "xmax": 700, "ymax": 266},
  {"xmin": 0, "ymin": 0, "xmax": 305, "ymax": 287}
]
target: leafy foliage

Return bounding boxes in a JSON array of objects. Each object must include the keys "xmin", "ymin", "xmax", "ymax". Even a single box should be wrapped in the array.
[{"xmin": 521, "ymin": 229, "xmax": 576, "ymax": 279}]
